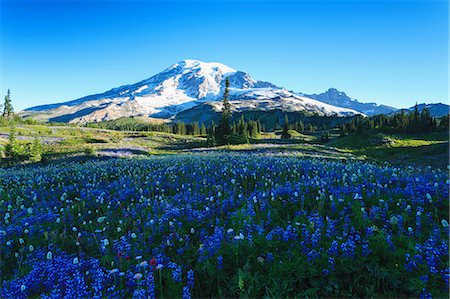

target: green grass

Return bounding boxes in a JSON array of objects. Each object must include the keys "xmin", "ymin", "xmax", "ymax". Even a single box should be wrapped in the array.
[
  {"xmin": 1, "ymin": 124, "xmax": 447, "ymax": 169},
  {"xmin": 0, "ymin": 124, "xmax": 208, "ymax": 161},
  {"xmin": 287, "ymin": 130, "xmax": 317, "ymax": 142},
  {"xmin": 329, "ymin": 132, "xmax": 449, "ymax": 168}
]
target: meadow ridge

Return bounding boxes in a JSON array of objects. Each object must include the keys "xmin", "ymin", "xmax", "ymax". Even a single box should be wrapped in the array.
[{"xmin": 1, "ymin": 154, "xmax": 448, "ymax": 298}]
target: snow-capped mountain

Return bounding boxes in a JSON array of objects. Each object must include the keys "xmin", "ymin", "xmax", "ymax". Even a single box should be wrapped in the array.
[
  {"xmin": 304, "ymin": 88, "xmax": 398, "ymax": 116},
  {"xmin": 23, "ymin": 60, "xmax": 361, "ymax": 123}
]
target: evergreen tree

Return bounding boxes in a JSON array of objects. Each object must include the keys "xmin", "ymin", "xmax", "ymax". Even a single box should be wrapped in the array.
[
  {"xmin": 29, "ymin": 136, "xmax": 43, "ymax": 162},
  {"xmin": 438, "ymin": 115, "xmax": 449, "ymax": 131},
  {"xmin": 237, "ymin": 115, "xmax": 247, "ymax": 137},
  {"xmin": 248, "ymin": 120, "xmax": 258, "ymax": 138},
  {"xmin": 297, "ymin": 120, "xmax": 305, "ymax": 132},
  {"xmin": 215, "ymin": 77, "xmax": 232, "ymax": 144},
  {"xmin": 193, "ymin": 122, "xmax": 200, "ymax": 135},
  {"xmin": 2, "ymin": 89, "xmax": 13, "ymax": 119},
  {"xmin": 4, "ymin": 123, "xmax": 18, "ymax": 159},
  {"xmin": 200, "ymin": 123, "xmax": 207, "ymax": 135},
  {"xmin": 281, "ymin": 115, "xmax": 291, "ymax": 139},
  {"xmin": 320, "ymin": 131, "xmax": 330, "ymax": 143},
  {"xmin": 207, "ymin": 121, "xmax": 216, "ymax": 145},
  {"xmin": 411, "ymin": 103, "xmax": 420, "ymax": 130},
  {"xmin": 179, "ymin": 122, "xmax": 186, "ymax": 135},
  {"xmin": 420, "ymin": 107, "xmax": 434, "ymax": 133}
]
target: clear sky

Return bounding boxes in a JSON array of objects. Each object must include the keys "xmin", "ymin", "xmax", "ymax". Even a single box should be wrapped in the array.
[{"xmin": 0, "ymin": 0, "xmax": 448, "ymax": 111}]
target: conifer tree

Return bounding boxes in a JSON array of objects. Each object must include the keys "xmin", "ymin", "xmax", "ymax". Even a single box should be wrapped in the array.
[
  {"xmin": 2, "ymin": 89, "xmax": 13, "ymax": 119},
  {"xmin": 193, "ymin": 122, "xmax": 200, "ymax": 135},
  {"xmin": 29, "ymin": 136, "xmax": 43, "ymax": 162},
  {"xmin": 281, "ymin": 115, "xmax": 291, "ymax": 139},
  {"xmin": 215, "ymin": 77, "xmax": 232, "ymax": 144},
  {"xmin": 4, "ymin": 123, "xmax": 18, "ymax": 158},
  {"xmin": 200, "ymin": 123, "xmax": 207, "ymax": 135}
]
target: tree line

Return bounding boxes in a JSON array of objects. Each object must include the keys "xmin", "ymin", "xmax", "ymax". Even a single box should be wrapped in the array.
[
  {"xmin": 87, "ymin": 118, "xmax": 209, "ymax": 136},
  {"xmin": 340, "ymin": 105, "xmax": 448, "ymax": 135}
]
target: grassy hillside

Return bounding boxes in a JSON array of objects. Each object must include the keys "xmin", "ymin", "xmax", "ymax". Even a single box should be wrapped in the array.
[
  {"xmin": 1, "ymin": 123, "xmax": 448, "ymax": 169},
  {"xmin": 329, "ymin": 132, "xmax": 449, "ymax": 168},
  {"xmin": 0, "ymin": 124, "xmax": 207, "ymax": 162}
]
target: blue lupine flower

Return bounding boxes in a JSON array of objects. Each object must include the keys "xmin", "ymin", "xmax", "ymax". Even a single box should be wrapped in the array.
[
  {"xmin": 187, "ymin": 269, "xmax": 194, "ymax": 289},
  {"xmin": 182, "ymin": 286, "xmax": 191, "ymax": 299},
  {"xmin": 172, "ymin": 266, "xmax": 182, "ymax": 283}
]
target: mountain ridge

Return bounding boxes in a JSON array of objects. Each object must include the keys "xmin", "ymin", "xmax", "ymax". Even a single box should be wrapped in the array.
[
  {"xmin": 23, "ymin": 59, "xmax": 361, "ymax": 123},
  {"xmin": 303, "ymin": 88, "xmax": 398, "ymax": 116},
  {"xmin": 23, "ymin": 59, "xmax": 447, "ymax": 123}
]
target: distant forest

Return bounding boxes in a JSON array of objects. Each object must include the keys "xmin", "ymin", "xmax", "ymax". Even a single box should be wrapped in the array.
[
  {"xmin": 86, "ymin": 105, "xmax": 448, "ymax": 138},
  {"xmin": 340, "ymin": 105, "xmax": 449, "ymax": 135}
]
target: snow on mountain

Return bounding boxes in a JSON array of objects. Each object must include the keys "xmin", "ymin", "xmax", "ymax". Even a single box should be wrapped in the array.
[
  {"xmin": 304, "ymin": 88, "xmax": 398, "ymax": 116},
  {"xmin": 225, "ymin": 88, "xmax": 360, "ymax": 116},
  {"xmin": 23, "ymin": 60, "xmax": 361, "ymax": 123}
]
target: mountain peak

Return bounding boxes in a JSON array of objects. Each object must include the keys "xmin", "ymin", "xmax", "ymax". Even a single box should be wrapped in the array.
[
  {"xmin": 306, "ymin": 88, "xmax": 397, "ymax": 116},
  {"xmin": 23, "ymin": 60, "xmax": 362, "ymax": 123},
  {"xmin": 326, "ymin": 88, "xmax": 348, "ymax": 97},
  {"xmin": 170, "ymin": 59, "xmax": 237, "ymax": 75}
]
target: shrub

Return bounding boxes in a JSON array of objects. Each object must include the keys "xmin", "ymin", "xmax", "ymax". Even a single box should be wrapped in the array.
[{"xmin": 84, "ymin": 147, "xmax": 97, "ymax": 156}]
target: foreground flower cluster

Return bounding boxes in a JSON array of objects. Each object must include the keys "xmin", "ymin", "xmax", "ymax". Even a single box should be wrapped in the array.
[{"xmin": 0, "ymin": 154, "xmax": 448, "ymax": 298}]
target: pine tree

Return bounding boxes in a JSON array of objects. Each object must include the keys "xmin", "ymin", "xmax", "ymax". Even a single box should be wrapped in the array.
[
  {"xmin": 179, "ymin": 122, "xmax": 186, "ymax": 135},
  {"xmin": 4, "ymin": 123, "xmax": 18, "ymax": 159},
  {"xmin": 298, "ymin": 120, "xmax": 304, "ymax": 132},
  {"xmin": 321, "ymin": 131, "xmax": 330, "ymax": 143},
  {"xmin": 281, "ymin": 115, "xmax": 291, "ymax": 139},
  {"xmin": 2, "ymin": 89, "xmax": 13, "ymax": 119},
  {"xmin": 412, "ymin": 103, "xmax": 420, "ymax": 131},
  {"xmin": 207, "ymin": 122, "xmax": 216, "ymax": 146},
  {"xmin": 438, "ymin": 115, "xmax": 449, "ymax": 131},
  {"xmin": 200, "ymin": 123, "xmax": 207, "ymax": 135},
  {"xmin": 215, "ymin": 77, "xmax": 232, "ymax": 144},
  {"xmin": 193, "ymin": 122, "xmax": 200, "ymax": 135},
  {"xmin": 29, "ymin": 136, "xmax": 43, "ymax": 162},
  {"xmin": 237, "ymin": 115, "xmax": 247, "ymax": 137},
  {"xmin": 420, "ymin": 106, "xmax": 434, "ymax": 133}
]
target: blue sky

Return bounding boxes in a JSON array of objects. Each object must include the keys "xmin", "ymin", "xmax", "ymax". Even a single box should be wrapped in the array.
[{"xmin": 1, "ymin": 0, "xmax": 448, "ymax": 111}]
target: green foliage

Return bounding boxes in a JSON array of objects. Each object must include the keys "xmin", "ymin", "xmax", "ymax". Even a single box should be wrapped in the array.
[
  {"xmin": 173, "ymin": 122, "xmax": 186, "ymax": 135},
  {"xmin": 341, "ymin": 104, "xmax": 445, "ymax": 136},
  {"xmin": 2, "ymin": 89, "xmax": 14, "ymax": 119},
  {"xmin": 320, "ymin": 131, "xmax": 330, "ymax": 143},
  {"xmin": 200, "ymin": 122, "xmax": 207, "ymax": 135},
  {"xmin": 29, "ymin": 136, "xmax": 43, "ymax": 163},
  {"xmin": 330, "ymin": 132, "xmax": 449, "ymax": 168},
  {"xmin": 87, "ymin": 117, "xmax": 206, "ymax": 136},
  {"xmin": 4, "ymin": 124, "xmax": 18, "ymax": 159},
  {"xmin": 281, "ymin": 115, "xmax": 291, "ymax": 139},
  {"xmin": 211, "ymin": 78, "xmax": 260, "ymax": 145},
  {"xmin": 84, "ymin": 147, "xmax": 97, "ymax": 156},
  {"xmin": 215, "ymin": 77, "xmax": 232, "ymax": 145}
]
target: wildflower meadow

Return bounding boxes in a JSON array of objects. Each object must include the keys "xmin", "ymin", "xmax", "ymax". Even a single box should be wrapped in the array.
[{"xmin": 1, "ymin": 154, "xmax": 448, "ymax": 298}]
